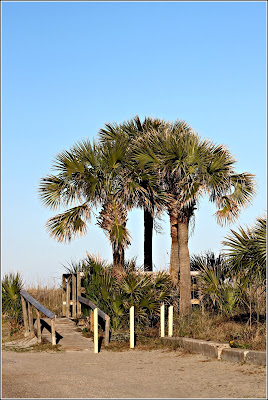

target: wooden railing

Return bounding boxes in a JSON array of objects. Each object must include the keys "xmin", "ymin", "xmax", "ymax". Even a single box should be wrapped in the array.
[
  {"xmin": 78, "ymin": 295, "xmax": 110, "ymax": 347},
  {"xmin": 20, "ymin": 289, "xmax": 56, "ymax": 345},
  {"xmin": 62, "ymin": 272, "xmax": 83, "ymax": 318}
]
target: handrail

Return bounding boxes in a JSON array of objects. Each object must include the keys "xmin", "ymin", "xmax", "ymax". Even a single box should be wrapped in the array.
[
  {"xmin": 78, "ymin": 296, "xmax": 109, "ymax": 321},
  {"xmin": 20, "ymin": 289, "xmax": 55, "ymax": 319},
  {"xmin": 78, "ymin": 295, "xmax": 110, "ymax": 346},
  {"xmin": 20, "ymin": 289, "xmax": 56, "ymax": 345}
]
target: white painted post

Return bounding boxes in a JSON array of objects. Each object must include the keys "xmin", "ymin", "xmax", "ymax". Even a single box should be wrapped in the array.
[
  {"xmin": 94, "ymin": 308, "xmax": 98, "ymax": 354},
  {"xmin": 130, "ymin": 306, "xmax": 135, "ymax": 348},
  {"xmin": 160, "ymin": 303, "xmax": 165, "ymax": 337},
  {"xmin": 168, "ymin": 305, "xmax": 173, "ymax": 337}
]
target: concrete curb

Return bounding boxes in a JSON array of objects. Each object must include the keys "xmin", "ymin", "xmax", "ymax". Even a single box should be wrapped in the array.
[{"xmin": 161, "ymin": 337, "xmax": 266, "ymax": 366}]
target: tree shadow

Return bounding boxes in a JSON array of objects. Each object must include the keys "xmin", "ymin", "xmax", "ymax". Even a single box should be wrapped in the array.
[{"xmin": 98, "ymin": 336, "xmax": 104, "ymax": 352}]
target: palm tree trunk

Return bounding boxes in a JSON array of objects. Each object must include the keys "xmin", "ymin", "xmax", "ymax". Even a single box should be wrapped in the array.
[
  {"xmin": 144, "ymin": 209, "xmax": 153, "ymax": 271},
  {"xmin": 178, "ymin": 216, "xmax": 191, "ymax": 315},
  {"xmin": 112, "ymin": 243, "xmax": 124, "ymax": 272},
  {"xmin": 169, "ymin": 209, "xmax": 179, "ymax": 283}
]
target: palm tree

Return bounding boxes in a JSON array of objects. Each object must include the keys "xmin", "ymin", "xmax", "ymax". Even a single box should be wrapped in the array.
[
  {"xmin": 136, "ymin": 120, "xmax": 256, "ymax": 315},
  {"xmin": 99, "ymin": 115, "xmax": 170, "ymax": 271},
  {"xmin": 39, "ymin": 138, "xmax": 131, "ymax": 271}
]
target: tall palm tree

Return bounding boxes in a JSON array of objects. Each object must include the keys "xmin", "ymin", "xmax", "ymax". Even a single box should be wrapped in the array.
[
  {"xmin": 99, "ymin": 115, "xmax": 170, "ymax": 271},
  {"xmin": 39, "ymin": 138, "xmax": 131, "ymax": 271},
  {"xmin": 136, "ymin": 120, "xmax": 256, "ymax": 314}
]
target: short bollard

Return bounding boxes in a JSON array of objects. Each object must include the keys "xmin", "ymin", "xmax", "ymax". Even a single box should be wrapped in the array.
[
  {"xmin": 168, "ymin": 305, "xmax": 173, "ymax": 337},
  {"xmin": 130, "ymin": 306, "xmax": 135, "ymax": 348},
  {"xmin": 160, "ymin": 303, "xmax": 165, "ymax": 337},
  {"xmin": 94, "ymin": 308, "xmax": 98, "ymax": 353}
]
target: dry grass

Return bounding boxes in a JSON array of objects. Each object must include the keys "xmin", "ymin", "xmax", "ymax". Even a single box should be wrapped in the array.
[
  {"xmin": 174, "ymin": 309, "xmax": 266, "ymax": 350},
  {"xmin": 80, "ymin": 310, "xmax": 266, "ymax": 352},
  {"xmin": 26, "ymin": 285, "xmax": 62, "ymax": 316}
]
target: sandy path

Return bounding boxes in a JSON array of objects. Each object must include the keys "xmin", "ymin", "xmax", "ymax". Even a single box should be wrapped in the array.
[{"xmin": 2, "ymin": 348, "xmax": 266, "ymax": 399}]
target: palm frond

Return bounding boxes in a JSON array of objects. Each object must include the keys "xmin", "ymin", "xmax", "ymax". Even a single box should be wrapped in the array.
[
  {"xmin": 39, "ymin": 174, "xmax": 82, "ymax": 210},
  {"xmin": 222, "ymin": 215, "xmax": 266, "ymax": 277},
  {"xmin": 46, "ymin": 203, "xmax": 91, "ymax": 242}
]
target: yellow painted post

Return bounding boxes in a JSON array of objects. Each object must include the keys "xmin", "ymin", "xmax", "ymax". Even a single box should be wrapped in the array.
[
  {"xmin": 168, "ymin": 305, "xmax": 173, "ymax": 337},
  {"xmin": 130, "ymin": 306, "xmax": 134, "ymax": 349},
  {"xmin": 160, "ymin": 303, "xmax": 165, "ymax": 337},
  {"xmin": 94, "ymin": 308, "xmax": 98, "ymax": 354},
  {"xmin": 51, "ymin": 316, "xmax": 56, "ymax": 346}
]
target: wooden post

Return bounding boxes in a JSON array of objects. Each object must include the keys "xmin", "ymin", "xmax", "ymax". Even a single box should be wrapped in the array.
[
  {"xmin": 66, "ymin": 275, "xmax": 71, "ymax": 318},
  {"xmin": 90, "ymin": 310, "xmax": 94, "ymax": 332},
  {"xmin": 62, "ymin": 275, "xmax": 66, "ymax": 317},
  {"xmin": 21, "ymin": 296, "xmax": 30, "ymax": 337},
  {"xmin": 72, "ymin": 274, "xmax": 77, "ymax": 318},
  {"xmin": 160, "ymin": 303, "xmax": 165, "ymax": 337},
  {"xmin": 105, "ymin": 316, "xmax": 110, "ymax": 346},
  {"xmin": 77, "ymin": 272, "xmax": 82, "ymax": 317},
  {"xmin": 168, "ymin": 305, "xmax": 173, "ymax": 337},
  {"xmin": 130, "ymin": 306, "xmax": 135, "ymax": 349},
  {"xmin": 36, "ymin": 309, "xmax": 42, "ymax": 344},
  {"xmin": 94, "ymin": 308, "xmax": 98, "ymax": 354},
  {"xmin": 28, "ymin": 303, "xmax": 35, "ymax": 337},
  {"xmin": 51, "ymin": 316, "xmax": 56, "ymax": 346}
]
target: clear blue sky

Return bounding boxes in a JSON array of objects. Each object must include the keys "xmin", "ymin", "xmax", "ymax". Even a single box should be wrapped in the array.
[{"xmin": 2, "ymin": 1, "xmax": 266, "ymax": 286}]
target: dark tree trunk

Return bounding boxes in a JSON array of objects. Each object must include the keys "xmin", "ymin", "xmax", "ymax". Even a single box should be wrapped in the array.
[
  {"xmin": 112, "ymin": 244, "xmax": 124, "ymax": 272},
  {"xmin": 144, "ymin": 209, "xmax": 153, "ymax": 271},
  {"xmin": 178, "ymin": 216, "xmax": 191, "ymax": 315},
  {"xmin": 169, "ymin": 209, "xmax": 179, "ymax": 284}
]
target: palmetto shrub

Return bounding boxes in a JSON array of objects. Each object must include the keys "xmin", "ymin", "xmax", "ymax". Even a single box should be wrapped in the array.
[
  {"xmin": 190, "ymin": 251, "xmax": 239, "ymax": 316},
  {"xmin": 65, "ymin": 254, "xmax": 177, "ymax": 334},
  {"xmin": 223, "ymin": 216, "xmax": 266, "ymax": 324},
  {"xmin": 2, "ymin": 272, "xmax": 23, "ymax": 333},
  {"xmin": 191, "ymin": 220, "xmax": 266, "ymax": 323}
]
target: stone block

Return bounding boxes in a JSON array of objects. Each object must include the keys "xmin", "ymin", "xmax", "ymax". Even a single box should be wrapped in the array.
[
  {"xmin": 245, "ymin": 350, "xmax": 266, "ymax": 366},
  {"xmin": 221, "ymin": 348, "xmax": 246, "ymax": 363}
]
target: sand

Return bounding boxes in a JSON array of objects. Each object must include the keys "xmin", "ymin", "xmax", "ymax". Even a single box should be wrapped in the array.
[{"xmin": 2, "ymin": 348, "xmax": 266, "ymax": 399}]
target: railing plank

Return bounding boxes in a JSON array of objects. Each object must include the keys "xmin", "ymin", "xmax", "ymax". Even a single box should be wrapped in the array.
[
  {"xmin": 78, "ymin": 296, "xmax": 107, "ymax": 321},
  {"xmin": 105, "ymin": 316, "xmax": 110, "ymax": 346},
  {"xmin": 21, "ymin": 295, "xmax": 30, "ymax": 337},
  {"xmin": 20, "ymin": 290, "xmax": 55, "ymax": 319},
  {"xmin": 72, "ymin": 274, "xmax": 77, "ymax": 318},
  {"xmin": 36, "ymin": 309, "xmax": 42, "ymax": 344},
  {"xmin": 77, "ymin": 273, "xmax": 82, "ymax": 317},
  {"xmin": 28, "ymin": 303, "xmax": 35, "ymax": 337}
]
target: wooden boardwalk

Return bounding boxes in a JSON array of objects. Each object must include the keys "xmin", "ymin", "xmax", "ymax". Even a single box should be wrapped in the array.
[{"xmin": 39, "ymin": 317, "xmax": 94, "ymax": 351}]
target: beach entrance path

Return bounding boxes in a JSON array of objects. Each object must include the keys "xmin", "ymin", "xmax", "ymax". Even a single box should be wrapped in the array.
[
  {"xmin": 2, "ymin": 348, "xmax": 266, "ymax": 398},
  {"xmin": 40, "ymin": 317, "xmax": 94, "ymax": 351}
]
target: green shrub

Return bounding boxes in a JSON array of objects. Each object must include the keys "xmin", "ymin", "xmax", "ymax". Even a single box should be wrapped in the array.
[
  {"xmin": 2, "ymin": 272, "xmax": 23, "ymax": 330},
  {"xmin": 191, "ymin": 249, "xmax": 266, "ymax": 322},
  {"xmin": 65, "ymin": 254, "xmax": 178, "ymax": 333}
]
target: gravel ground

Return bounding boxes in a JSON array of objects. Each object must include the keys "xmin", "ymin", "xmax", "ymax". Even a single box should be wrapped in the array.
[{"xmin": 2, "ymin": 348, "xmax": 266, "ymax": 399}]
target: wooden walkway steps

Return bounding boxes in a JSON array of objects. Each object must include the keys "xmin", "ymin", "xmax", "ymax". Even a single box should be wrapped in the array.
[{"xmin": 38, "ymin": 317, "xmax": 94, "ymax": 351}]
